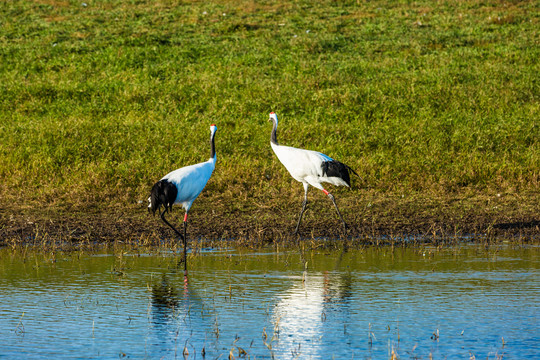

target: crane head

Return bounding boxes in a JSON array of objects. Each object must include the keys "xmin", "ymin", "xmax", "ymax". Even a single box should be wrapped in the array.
[
  {"xmin": 269, "ymin": 112, "xmax": 278, "ymax": 124},
  {"xmin": 210, "ymin": 124, "xmax": 217, "ymax": 134}
]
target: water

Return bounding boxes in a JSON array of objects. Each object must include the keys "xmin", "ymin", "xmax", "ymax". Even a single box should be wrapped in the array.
[{"xmin": 0, "ymin": 245, "xmax": 538, "ymax": 359}]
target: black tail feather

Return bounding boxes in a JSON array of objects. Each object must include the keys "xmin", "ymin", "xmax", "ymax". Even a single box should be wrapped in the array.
[
  {"xmin": 149, "ymin": 180, "xmax": 178, "ymax": 215},
  {"xmin": 322, "ymin": 160, "xmax": 351, "ymax": 186},
  {"xmin": 346, "ymin": 165, "xmax": 362, "ymax": 181},
  {"xmin": 321, "ymin": 160, "xmax": 362, "ymax": 187}
]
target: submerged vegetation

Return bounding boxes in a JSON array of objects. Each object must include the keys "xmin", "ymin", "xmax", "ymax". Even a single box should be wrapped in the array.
[{"xmin": 0, "ymin": 0, "xmax": 538, "ymax": 243}]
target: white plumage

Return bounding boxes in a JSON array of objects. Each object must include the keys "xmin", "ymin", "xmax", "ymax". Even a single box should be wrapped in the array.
[
  {"xmin": 157, "ymin": 155, "xmax": 216, "ymax": 213},
  {"xmin": 270, "ymin": 144, "xmax": 350, "ymax": 190},
  {"xmin": 269, "ymin": 112, "xmax": 358, "ymax": 233},
  {"xmin": 149, "ymin": 124, "xmax": 217, "ymax": 270}
]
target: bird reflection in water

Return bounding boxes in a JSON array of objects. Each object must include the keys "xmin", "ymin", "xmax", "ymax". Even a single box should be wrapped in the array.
[
  {"xmin": 148, "ymin": 273, "xmax": 217, "ymax": 358},
  {"xmin": 150, "ymin": 274, "xmax": 188, "ymax": 323},
  {"xmin": 271, "ymin": 263, "xmax": 355, "ymax": 358}
]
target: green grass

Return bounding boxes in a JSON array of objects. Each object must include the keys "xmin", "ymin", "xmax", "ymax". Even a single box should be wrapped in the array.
[{"xmin": 0, "ymin": 0, "xmax": 538, "ymax": 210}]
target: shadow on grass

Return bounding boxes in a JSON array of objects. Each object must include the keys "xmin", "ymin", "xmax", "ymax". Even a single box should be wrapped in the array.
[{"xmin": 493, "ymin": 220, "xmax": 539, "ymax": 230}]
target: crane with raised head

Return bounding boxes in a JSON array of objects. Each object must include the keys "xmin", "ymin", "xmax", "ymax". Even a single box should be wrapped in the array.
[
  {"xmin": 268, "ymin": 112, "xmax": 358, "ymax": 234},
  {"xmin": 149, "ymin": 124, "xmax": 217, "ymax": 271}
]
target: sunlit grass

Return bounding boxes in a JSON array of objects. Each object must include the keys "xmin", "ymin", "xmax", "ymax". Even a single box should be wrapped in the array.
[{"xmin": 0, "ymin": 0, "xmax": 538, "ymax": 212}]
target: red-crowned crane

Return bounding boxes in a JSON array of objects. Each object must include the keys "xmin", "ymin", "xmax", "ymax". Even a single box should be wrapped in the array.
[
  {"xmin": 268, "ymin": 112, "xmax": 358, "ymax": 234},
  {"xmin": 149, "ymin": 124, "xmax": 217, "ymax": 271}
]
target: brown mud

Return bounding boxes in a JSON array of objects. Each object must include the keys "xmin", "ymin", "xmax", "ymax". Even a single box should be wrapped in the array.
[{"xmin": 1, "ymin": 191, "xmax": 538, "ymax": 247}]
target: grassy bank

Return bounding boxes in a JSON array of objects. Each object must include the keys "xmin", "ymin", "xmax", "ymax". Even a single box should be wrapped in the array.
[{"xmin": 0, "ymin": 0, "xmax": 538, "ymax": 241}]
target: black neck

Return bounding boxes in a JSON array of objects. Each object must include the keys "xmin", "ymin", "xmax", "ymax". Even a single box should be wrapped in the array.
[
  {"xmin": 210, "ymin": 132, "xmax": 216, "ymax": 159},
  {"xmin": 271, "ymin": 119, "xmax": 278, "ymax": 145}
]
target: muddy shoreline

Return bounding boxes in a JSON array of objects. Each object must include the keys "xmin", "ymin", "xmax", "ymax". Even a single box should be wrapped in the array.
[{"xmin": 1, "ymin": 192, "xmax": 538, "ymax": 247}]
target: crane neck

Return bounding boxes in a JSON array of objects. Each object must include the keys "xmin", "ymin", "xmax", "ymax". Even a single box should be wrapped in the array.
[
  {"xmin": 210, "ymin": 131, "xmax": 216, "ymax": 160},
  {"xmin": 271, "ymin": 118, "xmax": 279, "ymax": 145}
]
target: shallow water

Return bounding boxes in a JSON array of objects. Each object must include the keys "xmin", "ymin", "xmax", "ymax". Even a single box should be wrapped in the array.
[{"xmin": 0, "ymin": 245, "xmax": 538, "ymax": 359}]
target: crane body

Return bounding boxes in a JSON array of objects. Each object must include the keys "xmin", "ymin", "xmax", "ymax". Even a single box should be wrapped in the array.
[
  {"xmin": 268, "ymin": 113, "xmax": 357, "ymax": 234},
  {"xmin": 149, "ymin": 124, "xmax": 217, "ymax": 270}
]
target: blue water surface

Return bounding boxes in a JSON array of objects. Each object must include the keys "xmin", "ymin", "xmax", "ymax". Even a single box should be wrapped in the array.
[{"xmin": 0, "ymin": 245, "xmax": 538, "ymax": 359}]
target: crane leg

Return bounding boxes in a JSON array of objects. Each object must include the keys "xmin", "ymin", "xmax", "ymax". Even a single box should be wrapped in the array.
[
  {"xmin": 325, "ymin": 191, "xmax": 348, "ymax": 232},
  {"xmin": 160, "ymin": 209, "xmax": 185, "ymax": 241},
  {"xmin": 294, "ymin": 184, "xmax": 309, "ymax": 235},
  {"xmin": 183, "ymin": 214, "xmax": 188, "ymax": 273}
]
